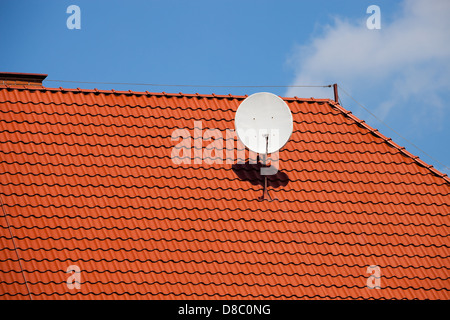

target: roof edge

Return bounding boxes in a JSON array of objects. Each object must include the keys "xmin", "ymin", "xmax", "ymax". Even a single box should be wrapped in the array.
[{"xmin": 327, "ymin": 100, "xmax": 450, "ymax": 184}]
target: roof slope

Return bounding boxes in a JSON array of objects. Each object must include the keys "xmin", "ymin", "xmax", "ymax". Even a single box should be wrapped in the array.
[{"xmin": 0, "ymin": 85, "xmax": 449, "ymax": 299}]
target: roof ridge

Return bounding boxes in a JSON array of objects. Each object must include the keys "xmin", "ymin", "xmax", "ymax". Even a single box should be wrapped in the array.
[
  {"xmin": 328, "ymin": 100, "xmax": 450, "ymax": 184},
  {"xmin": 0, "ymin": 84, "xmax": 331, "ymax": 102}
]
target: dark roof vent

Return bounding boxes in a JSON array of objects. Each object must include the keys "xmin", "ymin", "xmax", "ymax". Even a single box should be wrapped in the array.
[{"xmin": 0, "ymin": 72, "xmax": 47, "ymax": 87}]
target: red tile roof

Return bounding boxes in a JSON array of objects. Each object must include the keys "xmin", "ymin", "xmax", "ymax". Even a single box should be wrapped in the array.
[{"xmin": 0, "ymin": 84, "xmax": 449, "ymax": 300}]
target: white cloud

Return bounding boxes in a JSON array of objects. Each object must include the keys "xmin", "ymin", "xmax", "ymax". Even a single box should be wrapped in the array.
[{"xmin": 286, "ymin": 0, "xmax": 450, "ymax": 125}]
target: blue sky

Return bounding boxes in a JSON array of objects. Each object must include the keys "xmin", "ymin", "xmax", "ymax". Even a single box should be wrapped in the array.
[{"xmin": 1, "ymin": 0, "xmax": 449, "ymax": 174}]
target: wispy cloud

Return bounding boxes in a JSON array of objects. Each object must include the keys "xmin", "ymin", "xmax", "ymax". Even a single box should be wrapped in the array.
[{"xmin": 286, "ymin": 0, "xmax": 450, "ymax": 128}]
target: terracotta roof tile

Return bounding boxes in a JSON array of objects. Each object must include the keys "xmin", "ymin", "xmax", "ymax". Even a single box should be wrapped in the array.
[{"xmin": 0, "ymin": 84, "xmax": 449, "ymax": 299}]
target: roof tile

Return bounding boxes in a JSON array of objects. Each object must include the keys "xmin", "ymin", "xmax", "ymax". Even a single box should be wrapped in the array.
[{"xmin": 0, "ymin": 84, "xmax": 448, "ymax": 299}]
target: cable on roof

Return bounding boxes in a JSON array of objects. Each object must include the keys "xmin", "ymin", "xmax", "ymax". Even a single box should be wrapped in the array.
[
  {"xmin": 44, "ymin": 79, "xmax": 332, "ymax": 88},
  {"xmin": 338, "ymin": 85, "xmax": 450, "ymax": 172},
  {"xmin": 0, "ymin": 196, "xmax": 33, "ymax": 300}
]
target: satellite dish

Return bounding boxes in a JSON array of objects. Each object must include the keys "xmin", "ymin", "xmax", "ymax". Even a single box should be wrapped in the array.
[{"xmin": 235, "ymin": 92, "xmax": 293, "ymax": 154}]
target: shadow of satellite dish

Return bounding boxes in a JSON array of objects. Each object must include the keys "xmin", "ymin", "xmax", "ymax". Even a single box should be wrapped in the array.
[{"xmin": 231, "ymin": 160, "xmax": 290, "ymax": 189}]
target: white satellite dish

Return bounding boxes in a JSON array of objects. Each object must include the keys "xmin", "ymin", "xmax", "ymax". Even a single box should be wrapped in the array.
[{"xmin": 235, "ymin": 92, "xmax": 293, "ymax": 154}]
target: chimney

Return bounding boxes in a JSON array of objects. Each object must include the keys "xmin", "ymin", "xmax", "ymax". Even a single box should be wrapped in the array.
[{"xmin": 0, "ymin": 72, "xmax": 47, "ymax": 87}]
